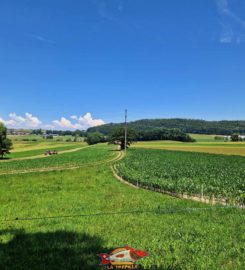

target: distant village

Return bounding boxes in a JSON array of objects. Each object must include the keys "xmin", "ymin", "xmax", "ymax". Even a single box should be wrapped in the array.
[
  {"xmin": 7, "ymin": 128, "xmax": 86, "ymax": 139},
  {"xmin": 7, "ymin": 128, "xmax": 58, "ymax": 138}
]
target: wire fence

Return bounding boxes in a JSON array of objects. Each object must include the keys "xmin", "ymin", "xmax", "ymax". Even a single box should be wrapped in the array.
[{"xmin": 0, "ymin": 205, "xmax": 240, "ymax": 223}]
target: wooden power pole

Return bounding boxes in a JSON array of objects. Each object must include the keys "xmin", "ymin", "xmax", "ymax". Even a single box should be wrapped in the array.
[{"xmin": 124, "ymin": 109, "xmax": 127, "ymax": 153}]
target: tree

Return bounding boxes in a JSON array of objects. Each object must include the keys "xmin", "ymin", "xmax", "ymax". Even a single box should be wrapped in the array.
[
  {"xmin": 0, "ymin": 123, "xmax": 13, "ymax": 159},
  {"xmin": 32, "ymin": 129, "xmax": 43, "ymax": 135},
  {"xmin": 231, "ymin": 133, "xmax": 239, "ymax": 142},
  {"xmin": 86, "ymin": 132, "xmax": 106, "ymax": 145},
  {"xmin": 108, "ymin": 127, "xmax": 137, "ymax": 150}
]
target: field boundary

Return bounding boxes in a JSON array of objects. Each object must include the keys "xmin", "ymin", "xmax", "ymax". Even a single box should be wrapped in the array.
[{"xmin": 111, "ymin": 165, "xmax": 244, "ymax": 208}]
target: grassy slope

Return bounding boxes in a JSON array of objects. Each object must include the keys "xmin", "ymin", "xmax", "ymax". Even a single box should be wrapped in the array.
[
  {"xmin": 0, "ymin": 145, "xmax": 244, "ymax": 269},
  {"xmin": 0, "ymin": 145, "xmax": 116, "ymax": 173}
]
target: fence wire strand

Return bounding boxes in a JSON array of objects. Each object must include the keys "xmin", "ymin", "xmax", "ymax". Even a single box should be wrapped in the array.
[{"xmin": 0, "ymin": 206, "xmax": 240, "ymax": 223}]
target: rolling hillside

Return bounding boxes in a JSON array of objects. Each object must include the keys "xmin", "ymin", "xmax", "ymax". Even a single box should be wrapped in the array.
[{"xmin": 88, "ymin": 118, "xmax": 245, "ymax": 135}]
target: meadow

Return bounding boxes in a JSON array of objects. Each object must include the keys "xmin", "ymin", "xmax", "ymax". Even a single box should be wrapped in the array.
[
  {"xmin": 0, "ymin": 138, "xmax": 244, "ymax": 269},
  {"xmin": 8, "ymin": 144, "xmax": 85, "ymax": 159}
]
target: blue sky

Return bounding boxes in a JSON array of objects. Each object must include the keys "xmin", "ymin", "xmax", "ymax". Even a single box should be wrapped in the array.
[{"xmin": 0, "ymin": 0, "xmax": 245, "ymax": 129}]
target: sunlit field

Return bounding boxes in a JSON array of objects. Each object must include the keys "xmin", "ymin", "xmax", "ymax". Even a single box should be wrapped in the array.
[
  {"xmin": 0, "ymin": 139, "xmax": 244, "ymax": 269},
  {"xmin": 133, "ymin": 140, "xmax": 245, "ymax": 156}
]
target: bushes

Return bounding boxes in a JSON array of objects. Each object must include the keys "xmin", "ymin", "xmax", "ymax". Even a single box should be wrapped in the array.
[
  {"xmin": 86, "ymin": 132, "xmax": 107, "ymax": 145},
  {"xmin": 136, "ymin": 128, "xmax": 195, "ymax": 142}
]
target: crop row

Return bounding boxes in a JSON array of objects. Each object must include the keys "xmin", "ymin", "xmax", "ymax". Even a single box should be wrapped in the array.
[{"xmin": 116, "ymin": 149, "xmax": 245, "ymax": 204}]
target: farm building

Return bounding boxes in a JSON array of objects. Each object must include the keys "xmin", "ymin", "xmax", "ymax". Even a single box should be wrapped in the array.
[{"xmin": 224, "ymin": 135, "xmax": 245, "ymax": 141}]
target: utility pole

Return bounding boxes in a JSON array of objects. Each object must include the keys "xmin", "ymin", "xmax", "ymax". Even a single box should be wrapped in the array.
[{"xmin": 124, "ymin": 109, "xmax": 127, "ymax": 153}]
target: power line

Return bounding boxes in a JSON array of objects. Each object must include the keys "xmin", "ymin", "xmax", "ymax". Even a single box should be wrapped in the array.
[{"xmin": 0, "ymin": 206, "xmax": 238, "ymax": 223}]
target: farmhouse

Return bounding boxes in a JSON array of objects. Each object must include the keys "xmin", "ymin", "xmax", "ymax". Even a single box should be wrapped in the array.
[
  {"xmin": 224, "ymin": 135, "xmax": 245, "ymax": 141},
  {"xmin": 7, "ymin": 129, "xmax": 31, "ymax": 136}
]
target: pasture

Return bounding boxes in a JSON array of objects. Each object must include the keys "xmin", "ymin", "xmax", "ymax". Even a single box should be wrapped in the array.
[{"xmin": 0, "ymin": 138, "xmax": 244, "ymax": 269}]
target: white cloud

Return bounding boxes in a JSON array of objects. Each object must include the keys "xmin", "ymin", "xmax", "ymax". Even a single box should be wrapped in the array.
[
  {"xmin": 9, "ymin": 113, "xmax": 26, "ymax": 123},
  {"xmin": 216, "ymin": 0, "xmax": 229, "ymax": 14},
  {"xmin": 216, "ymin": 0, "xmax": 245, "ymax": 43},
  {"xmin": 96, "ymin": 0, "xmax": 124, "ymax": 22},
  {"xmin": 30, "ymin": 34, "xmax": 54, "ymax": 44},
  {"xmin": 52, "ymin": 113, "xmax": 105, "ymax": 130},
  {"xmin": 0, "ymin": 117, "xmax": 16, "ymax": 126},
  {"xmin": 220, "ymin": 23, "xmax": 233, "ymax": 43},
  {"xmin": 52, "ymin": 117, "xmax": 82, "ymax": 129},
  {"xmin": 0, "ymin": 112, "xmax": 105, "ymax": 130},
  {"xmin": 80, "ymin": 112, "xmax": 105, "ymax": 127},
  {"xmin": 216, "ymin": 0, "xmax": 245, "ymax": 28},
  {"xmin": 25, "ymin": 113, "xmax": 42, "ymax": 127},
  {"xmin": 0, "ymin": 113, "xmax": 42, "ymax": 128}
]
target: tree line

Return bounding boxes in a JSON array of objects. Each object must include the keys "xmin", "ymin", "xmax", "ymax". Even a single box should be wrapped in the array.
[
  {"xmin": 87, "ymin": 118, "xmax": 245, "ymax": 135},
  {"xmin": 86, "ymin": 127, "xmax": 195, "ymax": 149},
  {"xmin": 32, "ymin": 129, "xmax": 87, "ymax": 137}
]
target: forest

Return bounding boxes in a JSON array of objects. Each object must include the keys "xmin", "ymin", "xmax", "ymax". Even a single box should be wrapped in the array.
[{"xmin": 88, "ymin": 118, "xmax": 245, "ymax": 135}]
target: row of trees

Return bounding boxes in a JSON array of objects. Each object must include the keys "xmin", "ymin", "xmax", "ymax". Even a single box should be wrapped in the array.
[
  {"xmin": 32, "ymin": 129, "xmax": 87, "ymax": 137},
  {"xmin": 136, "ymin": 128, "xmax": 195, "ymax": 142},
  {"xmin": 86, "ymin": 127, "xmax": 195, "ymax": 149}
]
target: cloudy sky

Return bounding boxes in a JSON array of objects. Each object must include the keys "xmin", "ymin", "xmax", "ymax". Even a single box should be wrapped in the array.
[
  {"xmin": 0, "ymin": 112, "xmax": 105, "ymax": 130},
  {"xmin": 0, "ymin": 0, "xmax": 245, "ymax": 129}
]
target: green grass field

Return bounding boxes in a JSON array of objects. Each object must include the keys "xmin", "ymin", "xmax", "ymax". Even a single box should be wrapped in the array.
[
  {"xmin": 0, "ymin": 139, "xmax": 244, "ymax": 269},
  {"xmin": 189, "ymin": 133, "xmax": 217, "ymax": 142},
  {"xmin": 11, "ymin": 140, "xmax": 83, "ymax": 152},
  {"xmin": 0, "ymin": 145, "xmax": 117, "ymax": 174},
  {"xmin": 8, "ymin": 144, "xmax": 85, "ymax": 159}
]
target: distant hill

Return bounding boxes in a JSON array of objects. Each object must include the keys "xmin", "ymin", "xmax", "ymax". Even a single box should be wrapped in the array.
[{"xmin": 87, "ymin": 118, "xmax": 245, "ymax": 135}]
